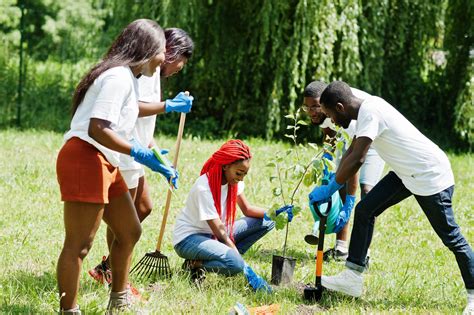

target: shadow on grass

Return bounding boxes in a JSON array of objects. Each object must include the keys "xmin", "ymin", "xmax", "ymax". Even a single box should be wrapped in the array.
[{"xmin": 1, "ymin": 270, "xmax": 56, "ymax": 314}]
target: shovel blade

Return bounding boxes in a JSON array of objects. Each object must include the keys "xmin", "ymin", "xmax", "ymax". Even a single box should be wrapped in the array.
[{"xmin": 303, "ymin": 285, "xmax": 324, "ymax": 302}]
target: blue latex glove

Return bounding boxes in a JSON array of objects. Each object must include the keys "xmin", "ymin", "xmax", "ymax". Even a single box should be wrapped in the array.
[
  {"xmin": 130, "ymin": 140, "xmax": 179, "ymax": 188},
  {"xmin": 264, "ymin": 205, "xmax": 294, "ymax": 222},
  {"xmin": 322, "ymin": 152, "xmax": 333, "ymax": 176},
  {"xmin": 165, "ymin": 92, "xmax": 193, "ymax": 113},
  {"xmin": 322, "ymin": 151, "xmax": 333, "ymax": 161},
  {"xmin": 309, "ymin": 176, "xmax": 343, "ymax": 206},
  {"xmin": 276, "ymin": 205, "xmax": 294, "ymax": 222},
  {"xmin": 243, "ymin": 263, "xmax": 272, "ymax": 293},
  {"xmin": 333, "ymin": 194, "xmax": 356, "ymax": 233}
]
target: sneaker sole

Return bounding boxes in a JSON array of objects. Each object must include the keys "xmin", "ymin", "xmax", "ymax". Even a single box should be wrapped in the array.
[{"xmin": 304, "ymin": 234, "xmax": 319, "ymax": 245}]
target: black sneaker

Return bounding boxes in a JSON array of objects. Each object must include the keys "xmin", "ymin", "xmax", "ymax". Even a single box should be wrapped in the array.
[
  {"xmin": 182, "ymin": 260, "xmax": 206, "ymax": 286},
  {"xmin": 323, "ymin": 247, "xmax": 348, "ymax": 262}
]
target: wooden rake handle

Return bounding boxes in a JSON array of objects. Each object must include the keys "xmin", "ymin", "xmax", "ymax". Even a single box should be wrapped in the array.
[{"xmin": 155, "ymin": 112, "xmax": 186, "ymax": 252}]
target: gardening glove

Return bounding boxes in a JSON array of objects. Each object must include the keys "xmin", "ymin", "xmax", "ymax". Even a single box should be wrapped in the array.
[
  {"xmin": 165, "ymin": 92, "xmax": 193, "ymax": 113},
  {"xmin": 276, "ymin": 205, "xmax": 294, "ymax": 222},
  {"xmin": 130, "ymin": 140, "xmax": 179, "ymax": 188},
  {"xmin": 322, "ymin": 152, "xmax": 333, "ymax": 176},
  {"xmin": 308, "ymin": 176, "xmax": 343, "ymax": 206},
  {"xmin": 322, "ymin": 152, "xmax": 333, "ymax": 161},
  {"xmin": 333, "ymin": 194, "xmax": 356, "ymax": 233},
  {"xmin": 243, "ymin": 263, "xmax": 272, "ymax": 293},
  {"xmin": 264, "ymin": 205, "xmax": 294, "ymax": 222}
]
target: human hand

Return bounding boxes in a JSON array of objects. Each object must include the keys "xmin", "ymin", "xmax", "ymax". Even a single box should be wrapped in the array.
[
  {"xmin": 308, "ymin": 176, "xmax": 343, "ymax": 205},
  {"xmin": 130, "ymin": 140, "xmax": 178, "ymax": 188},
  {"xmin": 165, "ymin": 91, "xmax": 193, "ymax": 113},
  {"xmin": 243, "ymin": 263, "xmax": 272, "ymax": 293},
  {"xmin": 333, "ymin": 194, "xmax": 356, "ymax": 233},
  {"xmin": 276, "ymin": 205, "xmax": 294, "ymax": 222},
  {"xmin": 264, "ymin": 205, "xmax": 294, "ymax": 222},
  {"xmin": 322, "ymin": 151, "xmax": 333, "ymax": 161}
]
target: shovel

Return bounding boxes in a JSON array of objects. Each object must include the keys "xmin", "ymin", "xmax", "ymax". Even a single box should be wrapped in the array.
[{"xmin": 303, "ymin": 198, "xmax": 332, "ymax": 302}]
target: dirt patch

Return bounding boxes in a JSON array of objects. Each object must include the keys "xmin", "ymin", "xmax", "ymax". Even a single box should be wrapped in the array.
[{"xmin": 293, "ymin": 304, "xmax": 325, "ymax": 314}]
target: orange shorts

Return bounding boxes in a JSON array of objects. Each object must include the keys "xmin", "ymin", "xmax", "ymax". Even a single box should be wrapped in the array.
[{"xmin": 56, "ymin": 137, "xmax": 128, "ymax": 203}]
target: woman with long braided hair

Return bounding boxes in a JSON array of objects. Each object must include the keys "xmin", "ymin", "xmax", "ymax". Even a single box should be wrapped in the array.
[{"xmin": 173, "ymin": 140, "xmax": 289, "ymax": 284}]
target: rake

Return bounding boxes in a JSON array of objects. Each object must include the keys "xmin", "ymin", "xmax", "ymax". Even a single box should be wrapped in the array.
[{"xmin": 130, "ymin": 111, "xmax": 186, "ymax": 280}]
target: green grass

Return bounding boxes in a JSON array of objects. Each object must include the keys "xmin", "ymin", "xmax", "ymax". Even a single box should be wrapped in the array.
[{"xmin": 0, "ymin": 130, "xmax": 472, "ymax": 314}]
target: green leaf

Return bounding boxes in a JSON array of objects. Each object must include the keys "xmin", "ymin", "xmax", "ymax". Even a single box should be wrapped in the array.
[
  {"xmin": 286, "ymin": 125, "xmax": 295, "ymax": 129},
  {"xmin": 274, "ymin": 215, "xmax": 287, "ymax": 230},
  {"xmin": 323, "ymin": 143, "xmax": 333, "ymax": 152},
  {"xmin": 266, "ymin": 162, "xmax": 276, "ymax": 167},
  {"xmin": 296, "ymin": 120, "xmax": 308, "ymax": 126},
  {"xmin": 272, "ymin": 187, "xmax": 282, "ymax": 196},
  {"xmin": 284, "ymin": 114, "xmax": 295, "ymax": 120},
  {"xmin": 303, "ymin": 171, "xmax": 314, "ymax": 187},
  {"xmin": 341, "ymin": 130, "xmax": 351, "ymax": 143},
  {"xmin": 294, "ymin": 164, "xmax": 305, "ymax": 177},
  {"xmin": 325, "ymin": 159, "xmax": 336, "ymax": 172},
  {"xmin": 284, "ymin": 134, "xmax": 295, "ymax": 140},
  {"xmin": 312, "ymin": 159, "xmax": 323, "ymax": 171},
  {"xmin": 269, "ymin": 176, "xmax": 278, "ymax": 182},
  {"xmin": 292, "ymin": 205, "xmax": 302, "ymax": 215}
]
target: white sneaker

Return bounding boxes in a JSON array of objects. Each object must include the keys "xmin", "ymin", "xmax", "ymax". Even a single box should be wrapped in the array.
[
  {"xmin": 464, "ymin": 302, "xmax": 474, "ymax": 315},
  {"xmin": 321, "ymin": 269, "xmax": 363, "ymax": 297}
]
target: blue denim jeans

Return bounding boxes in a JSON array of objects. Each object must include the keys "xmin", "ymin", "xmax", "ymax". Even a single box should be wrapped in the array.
[
  {"xmin": 346, "ymin": 171, "xmax": 474, "ymax": 289},
  {"xmin": 174, "ymin": 217, "xmax": 275, "ymax": 275}
]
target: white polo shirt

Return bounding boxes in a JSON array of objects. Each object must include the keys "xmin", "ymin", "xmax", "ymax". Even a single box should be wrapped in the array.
[
  {"xmin": 64, "ymin": 66, "xmax": 139, "ymax": 167},
  {"xmin": 173, "ymin": 174, "xmax": 245, "ymax": 246},
  {"xmin": 355, "ymin": 96, "xmax": 454, "ymax": 195}
]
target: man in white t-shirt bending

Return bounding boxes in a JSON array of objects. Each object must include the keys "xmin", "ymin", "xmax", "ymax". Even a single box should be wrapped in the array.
[
  {"xmin": 308, "ymin": 81, "xmax": 473, "ymax": 313},
  {"xmin": 302, "ymin": 81, "xmax": 385, "ymax": 263}
]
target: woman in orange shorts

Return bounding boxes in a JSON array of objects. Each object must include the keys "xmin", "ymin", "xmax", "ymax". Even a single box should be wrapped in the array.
[{"xmin": 55, "ymin": 19, "xmax": 187, "ymax": 314}]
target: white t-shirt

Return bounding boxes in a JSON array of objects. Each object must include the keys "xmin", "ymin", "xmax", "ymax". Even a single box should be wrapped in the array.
[
  {"xmin": 355, "ymin": 96, "xmax": 454, "ymax": 195},
  {"xmin": 173, "ymin": 174, "xmax": 245, "ymax": 246},
  {"xmin": 64, "ymin": 66, "xmax": 139, "ymax": 167},
  {"xmin": 119, "ymin": 69, "xmax": 161, "ymax": 170}
]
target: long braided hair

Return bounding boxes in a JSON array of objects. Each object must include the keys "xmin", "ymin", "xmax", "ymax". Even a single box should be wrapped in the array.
[
  {"xmin": 72, "ymin": 19, "xmax": 165, "ymax": 115},
  {"xmin": 200, "ymin": 140, "xmax": 252, "ymax": 240}
]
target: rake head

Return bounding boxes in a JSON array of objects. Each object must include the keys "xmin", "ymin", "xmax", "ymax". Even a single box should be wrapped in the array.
[{"xmin": 130, "ymin": 250, "xmax": 172, "ymax": 280}]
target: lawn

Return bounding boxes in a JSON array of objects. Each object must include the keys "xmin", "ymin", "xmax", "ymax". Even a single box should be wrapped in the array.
[{"xmin": 0, "ymin": 130, "xmax": 472, "ymax": 314}]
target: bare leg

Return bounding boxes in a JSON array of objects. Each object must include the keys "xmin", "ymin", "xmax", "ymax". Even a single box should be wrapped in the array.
[
  {"xmin": 134, "ymin": 176, "xmax": 153, "ymax": 222},
  {"xmin": 102, "ymin": 192, "xmax": 141, "ymax": 292},
  {"xmin": 106, "ymin": 187, "xmax": 137, "ymax": 251},
  {"xmin": 57, "ymin": 202, "xmax": 103, "ymax": 309}
]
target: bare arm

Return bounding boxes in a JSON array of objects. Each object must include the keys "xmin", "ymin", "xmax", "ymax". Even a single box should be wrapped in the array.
[
  {"xmin": 335, "ymin": 136, "xmax": 372, "ymax": 185},
  {"xmin": 206, "ymin": 218, "xmax": 239, "ymax": 252},
  {"xmin": 237, "ymin": 193, "xmax": 265, "ymax": 218},
  {"xmin": 88, "ymin": 118, "xmax": 132, "ymax": 155},
  {"xmin": 138, "ymin": 100, "xmax": 166, "ymax": 117}
]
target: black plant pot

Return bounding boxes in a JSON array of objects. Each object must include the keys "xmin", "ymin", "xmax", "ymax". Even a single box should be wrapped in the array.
[{"xmin": 271, "ymin": 254, "xmax": 296, "ymax": 285}]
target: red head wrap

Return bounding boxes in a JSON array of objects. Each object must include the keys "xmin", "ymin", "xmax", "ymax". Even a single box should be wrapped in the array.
[{"xmin": 200, "ymin": 139, "xmax": 252, "ymax": 240}]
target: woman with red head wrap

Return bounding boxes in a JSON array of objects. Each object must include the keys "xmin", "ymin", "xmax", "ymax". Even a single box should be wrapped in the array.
[{"xmin": 172, "ymin": 139, "xmax": 275, "ymax": 279}]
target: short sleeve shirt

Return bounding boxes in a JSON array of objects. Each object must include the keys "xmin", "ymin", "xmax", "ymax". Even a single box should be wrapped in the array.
[
  {"xmin": 173, "ymin": 174, "xmax": 245, "ymax": 246},
  {"xmin": 64, "ymin": 66, "xmax": 139, "ymax": 167},
  {"xmin": 355, "ymin": 96, "xmax": 454, "ymax": 195}
]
